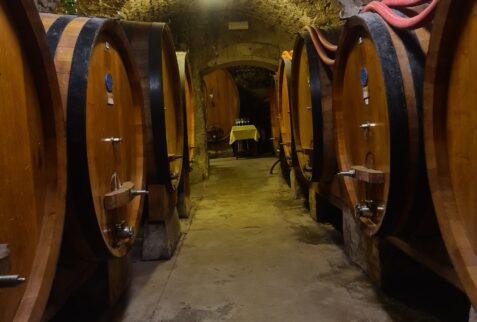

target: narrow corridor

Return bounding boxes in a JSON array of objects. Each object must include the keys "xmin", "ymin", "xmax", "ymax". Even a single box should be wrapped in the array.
[{"xmin": 112, "ymin": 157, "xmax": 436, "ymax": 322}]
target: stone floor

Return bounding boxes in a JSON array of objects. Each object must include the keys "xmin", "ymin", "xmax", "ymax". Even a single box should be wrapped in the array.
[{"xmin": 110, "ymin": 157, "xmax": 451, "ymax": 322}]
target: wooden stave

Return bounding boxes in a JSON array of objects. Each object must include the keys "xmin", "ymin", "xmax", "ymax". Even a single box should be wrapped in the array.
[
  {"xmin": 176, "ymin": 51, "xmax": 193, "ymax": 219},
  {"xmin": 176, "ymin": 51, "xmax": 195, "ymax": 167},
  {"xmin": 277, "ymin": 56, "xmax": 294, "ymax": 165},
  {"xmin": 148, "ymin": 23, "xmax": 184, "ymax": 190},
  {"xmin": 122, "ymin": 21, "xmax": 184, "ymax": 192},
  {"xmin": 41, "ymin": 14, "xmax": 145, "ymax": 258},
  {"xmin": 424, "ymin": 0, "xmax": 477, "ymax": 308},
  {"xmin": 291, "ymin": 29, "xmax": 336, "ymax": 186},
  {"xmin": 0, "ymin": 2, "xmax": 66, "ymax": 321},
  {"xmin": 333, "ymin": 12, "xmax": 428, "ymax": 236}
]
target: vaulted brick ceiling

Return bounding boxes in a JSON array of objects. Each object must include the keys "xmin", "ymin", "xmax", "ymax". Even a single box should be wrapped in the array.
[
  {"xmin": 50, "ymin": 0, "xmax": 342, "ymax": 32},
  {"xmin": 39, "ymin": 0, "xmax": 354, "ymax": 72},
  {"xmin": 121, "ymin": 0, "xmax": 341, "ymax": 30}
]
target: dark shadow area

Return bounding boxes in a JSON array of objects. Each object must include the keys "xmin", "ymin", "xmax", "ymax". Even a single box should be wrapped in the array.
[
  {"xmin": 48, "ymin": 242, "xmax": 165, "ymax": 322},
  {"xmin": 312, "ymin": 194, "xmax": 343, "ymax": 233},
  {"xmin": 49, "ymin": 263, "xmax": 110, "ymax": 322},
  {"xmin": 378, "ymin": 241, "xmax": 470, "ymax": 322},
  {"xmin": 292, "ymin": 223, "xmax": 343, "ymax": 246}
]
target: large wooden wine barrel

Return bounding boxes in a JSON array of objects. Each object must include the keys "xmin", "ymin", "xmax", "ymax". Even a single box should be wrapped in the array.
[
  {"xmin": 122, "ymin": 22, "xmax": 182, "ymax": 260},
  {"xmin": 424, "ymin": 0, "xmax": 477, "ymax": 307},
  {"xmin": 333, "ymin": 12, "xmax": 430, "ymax": 236},
  {"xmin": 203, "ymin": 69, "xmax": 240, "ymax": 141},
  {"xmin": 121, "ymin": 22, "xmax": 184, "ymax": 193},
  {"xmin": 291, "ymin": 27, "xmax": 336, "ymax": 186},
  {"xmin": 176, "ymin": 51, "xmax": 196, "ymax": 166},
  {"xmin": 0, "ymin": 2, "xmax": 66, "ymax": 321},
  {"xmin": 41, "ymin": 14, "xmax": 145, "ymax": 258},
  {"xmin": 277, "ymin": 54, "xmax": 294, "ymax": 165}
]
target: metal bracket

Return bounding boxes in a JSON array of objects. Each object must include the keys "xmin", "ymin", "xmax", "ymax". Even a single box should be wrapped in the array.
[
  {"xmin": 359, "ymin": 122, "xmax": 376, "ymax": 129},
  {"xmin": 0, "ymin": 245, "xmax": 26, "ymax": 288},
  {"xmin": 130, "ymin": 189, "xmax": 149, "ymax": 197},
  {"xmin": 355, "ymin": 200, "xmax": 385, "ymax": 219},
  {"xmin": 355, "ymin": 203, "xmax": 371, "ymax": 214},
  {"xmin": 115, "ymin": 222, "xmax": 134, "ymax": 239},
  {"xmin": 338, "ymin": 166, "xmax": 384, "ymax": 183},
  {"xmin": 338, "ymin": 169, "xmax": 356, "ymax": 177},
  {"xmin": 101, "ymin": 137, "xmax": 123, "ymax": 144},
  {"xmin": 0, "ymin": 275, "xmax": 26, "ymax": 288}
]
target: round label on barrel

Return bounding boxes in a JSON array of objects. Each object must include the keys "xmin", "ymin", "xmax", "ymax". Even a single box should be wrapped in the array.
[
  {"xmin": 360, "ymin": 68, "xmax": 368, "ymax": 87},
  {"xmin": 105, "ymin": 73, "xmax": 113, "ymax": 93}
]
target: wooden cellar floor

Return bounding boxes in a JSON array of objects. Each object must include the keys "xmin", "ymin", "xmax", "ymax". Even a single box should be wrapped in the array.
[{"xmin": 108, "ymin": 157, "xmax": 439, "ymax": 322}]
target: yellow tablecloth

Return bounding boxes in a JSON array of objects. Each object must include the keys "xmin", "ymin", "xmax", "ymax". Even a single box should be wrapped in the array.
[{"xmin": 229, "ymin": 125, "xmax": 260, "ymax": 145}]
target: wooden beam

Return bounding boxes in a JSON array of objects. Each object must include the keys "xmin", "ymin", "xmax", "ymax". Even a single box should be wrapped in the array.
[
  {"xmin": 103, "ymin": 182, "xmax": 135, "ymax": 210},
  {"xmin": 352, "ymin": 165, "xmax": 385, "ymax": 184}
]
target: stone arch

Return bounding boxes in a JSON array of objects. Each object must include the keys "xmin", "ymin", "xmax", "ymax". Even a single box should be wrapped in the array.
[{"xmin": 200, "ymin": 42, "xmax": 279, "ymax": 75}]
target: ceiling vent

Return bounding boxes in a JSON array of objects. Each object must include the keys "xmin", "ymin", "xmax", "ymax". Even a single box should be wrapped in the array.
[{"xmin": 228, "ymin": 21, "xmax": 249, "ymax": 30}]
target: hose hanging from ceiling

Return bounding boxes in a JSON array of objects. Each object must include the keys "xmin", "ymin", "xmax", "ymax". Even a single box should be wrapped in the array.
[
  {"xmin": 304, "ymin": 26, "xmax": 336, "ymax": 66},
  {"xmin": 362, "ymin": 0, "xmax": 438, "ymax": 29}
]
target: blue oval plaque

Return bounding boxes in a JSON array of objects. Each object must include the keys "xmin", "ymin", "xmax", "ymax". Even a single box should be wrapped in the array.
[
  {"xmin": 105, "ymin": 73, "xmax": 113, "ymax": 93},
  {"xmin": 360, "ymin": 68, "xmax": 368, "ymax": 87}
]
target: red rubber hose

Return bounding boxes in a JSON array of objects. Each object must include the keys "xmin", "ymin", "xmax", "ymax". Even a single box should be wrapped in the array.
[
  {"xmin": 312, "ymin": 27, "xmax": 338, "ymax": 52},
  {"xmin": 381, "ymin": 0, "xmax": 429, "ymax": 7},
  {"xmin": 304, "ymin": 26, "xmax": 335, "ymax": 66},
  {"xmin": 363, "ymin": 0, "xmax": 438, "ymax": 29}
]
